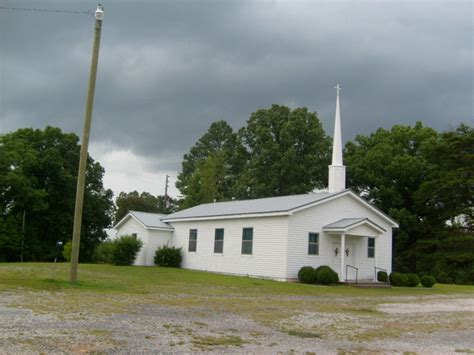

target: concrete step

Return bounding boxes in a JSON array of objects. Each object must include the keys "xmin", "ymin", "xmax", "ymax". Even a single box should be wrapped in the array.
[
  {"xmin": 342, "ymin": 280, "xmax": 392, "ymax": 288},
  {"xmin": 350, "ymin": 283, "xmax": 392, "ymax": 288}
]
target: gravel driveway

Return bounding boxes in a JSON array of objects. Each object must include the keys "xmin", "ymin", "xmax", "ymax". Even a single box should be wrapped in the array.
[{"xmin": 1, "ymin": 290, "xmax": 473, "ymax": 354}]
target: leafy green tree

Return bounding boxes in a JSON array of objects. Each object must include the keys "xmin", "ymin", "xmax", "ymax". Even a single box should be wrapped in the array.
[
  {"xmin": 345, "ymin": 123, "xmax": 439, "ymax": 272},
  {"xmin": 115, "ymin": 191, "xmax": 177, "ymax": 222},
  {"xmin": 345, "ymin": 122, "xmax": 473, "ymax": 283},
  {"xmin": 239, "ymin": 105, "xmax": 331, "ymax": 198},
  {"xmin": 0, "ymin": 126, "xmax": 114, "ymax": 262},
  {"xmin": 414, "ymin": 124, "xmax": 474, "ymax": 283},
  {"xmin": 179, "ymin": 153, "xmax": 227, "ymax": 209},
  {"xmin": 176, "ymin": 120, "xmax": 247, "ymax": 207},
  {"xmin": 415, "ymin": 124, "xmax": 473, "ymax": 227}
]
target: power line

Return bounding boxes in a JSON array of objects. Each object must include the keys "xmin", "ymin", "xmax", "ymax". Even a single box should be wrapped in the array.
[{"xmin": 0, "ymin": 6, "xmax": 93, "ymax": 16}]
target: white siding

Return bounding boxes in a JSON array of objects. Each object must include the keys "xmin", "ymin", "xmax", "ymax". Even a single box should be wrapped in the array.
[
  {"xmin": 145, "ymin": 230, "xmax": 173, "ymax": 266},
  {"xmin": 347, "ymin": 224, "xmax": 380, "ymax": 237},
  {"xmin": 115, "ymin": 217, "xmax": 149, "ymax": 266},
  {"xmin": 168, "ymin": 215, "xmax": 289, "ymax": 280},
  {"xmin": 287, "ymin": 194, "xmax": 393, "ymax": 280}
]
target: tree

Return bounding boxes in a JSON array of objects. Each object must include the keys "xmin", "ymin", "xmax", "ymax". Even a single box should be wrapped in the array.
[
  {"xmin": 239, "ymin": 105, "xmax": 331, "ymax": 198},
  {"xmin": 415, "ymin": 124, "xmax": 473, "ymax": 227},
  {"xmin": 0, "ymin": 126, "xmax": 114, "ymax": 262},
  {"xmin": 176, "ymin": 120, "xmax": 247, "ymax": 207},
  {"xmin": 345, "ymin": 123, "xmax": 439, "ymax": 272},
  {"xmin": 345, "ymin": 122, "xmax": 474, "ymax": 283},
  {"xmin": 114, "ymin": 191, "xmax": 177, "ymax": 222},
  {"xmin": 414, "ymin": 124, "xmax": 474, "ymax": 283},
  {"xmin": 179, "ymin": 152, "xmax": 227, "ymax": 209}
]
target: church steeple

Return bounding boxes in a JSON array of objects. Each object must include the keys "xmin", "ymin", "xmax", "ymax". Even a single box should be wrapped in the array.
[{"xmin": 328, "ymin": 84, "xmax": 346, "ymax": 193}]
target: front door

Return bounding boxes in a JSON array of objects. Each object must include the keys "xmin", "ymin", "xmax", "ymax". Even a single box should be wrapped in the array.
[{"xmin": 332, "ymin": 242, "xmax": 356, "ymax": 280}]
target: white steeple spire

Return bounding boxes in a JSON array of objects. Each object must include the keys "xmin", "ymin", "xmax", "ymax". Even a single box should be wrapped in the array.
[
  {"xmin": 328, "ymin": 84, "xmax": 346, "ymax": 193},
  {"xmin": 332, "ymin": 84, "xmax": 343, "ymax": 166}
]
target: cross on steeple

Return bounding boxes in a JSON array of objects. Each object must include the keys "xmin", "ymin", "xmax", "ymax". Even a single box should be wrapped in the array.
[{"xmin": 335, "ymin": 84, "xmax": 341, "ymax": 95}]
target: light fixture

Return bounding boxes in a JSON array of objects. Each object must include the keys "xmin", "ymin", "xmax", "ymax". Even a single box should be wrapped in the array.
[{"xmin": 95, "ymin": 4, "xmax": 104, "ymax": 20}]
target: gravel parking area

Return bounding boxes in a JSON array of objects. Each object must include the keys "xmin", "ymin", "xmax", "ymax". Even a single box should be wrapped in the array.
[{"xmin": 1, "ymin": 291, "xmax": 473, "ymax": 354}]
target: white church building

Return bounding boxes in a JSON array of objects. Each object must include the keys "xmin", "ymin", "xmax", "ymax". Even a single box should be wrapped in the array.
[{"xmin": 114, "ymin": 87, "xmax": 398, "ymax": 282}]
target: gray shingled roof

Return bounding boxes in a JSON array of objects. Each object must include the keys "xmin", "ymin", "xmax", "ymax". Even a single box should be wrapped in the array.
[
  {"xmin": 129, "ymin": 211, "xmax": 173, "ymax": 229},
  {"xmin": 163, "ymin": 191, "xmax": 339, "ymax": 221}
]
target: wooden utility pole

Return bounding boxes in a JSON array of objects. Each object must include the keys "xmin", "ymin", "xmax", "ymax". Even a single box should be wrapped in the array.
[{"xmin": 70, "ymin": 4, "xmax": 104, "ymax": 283}]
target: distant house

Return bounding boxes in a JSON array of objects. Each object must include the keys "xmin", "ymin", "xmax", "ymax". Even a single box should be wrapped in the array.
[{"xmin": 115, "ymin": 88, "xmax": 398, "ymax": 281}]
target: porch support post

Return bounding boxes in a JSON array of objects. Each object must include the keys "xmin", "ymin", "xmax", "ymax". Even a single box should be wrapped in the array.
[
  {"xmin": 373, "ymin": 236, "xmax": 377, "ymax": 281},
  {"xmin": 340, "ymin": 233, "xmax": 346, "ymax": 281}
]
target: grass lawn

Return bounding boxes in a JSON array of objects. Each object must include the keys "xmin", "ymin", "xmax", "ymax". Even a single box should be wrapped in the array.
[
  {"xmin": 1, "ymin": 262, "xmax": 472, "ymax": 296},
  {"xmin": 1, "ymin": 263, "xmax": 473, "ymax": 353}
]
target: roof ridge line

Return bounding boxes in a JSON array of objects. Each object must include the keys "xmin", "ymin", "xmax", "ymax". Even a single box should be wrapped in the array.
[{"xmin": 187, "ymin": 191, "xmax": 335, "ymax": 209}]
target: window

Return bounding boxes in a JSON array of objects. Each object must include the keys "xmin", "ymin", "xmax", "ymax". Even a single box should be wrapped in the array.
[
  {"xmin": 241, "ymin": 228, "xmax": 253, "ymax": 255},
  {"xmin": 308, "ymin": 233, "xmax": 319, "ymax": 255},
  {"xmin": 214, "ymin": 228, "xmax": 224, "ymax": 254},
  {"xmin": 188, "ymin": 229, "xmax": 197, "ymax": 252},
  {"xmin": 368, "ymin": 237, "xmax": 375, "ymax": 258}
]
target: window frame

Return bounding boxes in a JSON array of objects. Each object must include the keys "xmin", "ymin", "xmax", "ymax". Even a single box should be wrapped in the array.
[
  {"xmin": 214, "ymin": 228, "xmax": 224, "ymax": 254},
  {"xmin": 308, "ymin": 232, "xmax": 319, "ymax": 255},
  {"xmin": 367, "ymin": 237, "xmax": 375, "ymax": 258},
  {"xmin": 241, "ymin": 227, "xmax": 253, "ymax": 255},
  {"xmin": 188, "ymin": 229, "xmax": 198, "ymax": 252}
]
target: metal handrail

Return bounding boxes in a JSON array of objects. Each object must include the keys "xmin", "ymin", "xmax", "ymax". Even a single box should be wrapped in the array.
[
  {"xmin": 374, "ymin": 267, "xmax": 389, "ymax": 284},
  {"xmin": 346, "ymin": 265, "xmax": 359, "ymax": 284}
]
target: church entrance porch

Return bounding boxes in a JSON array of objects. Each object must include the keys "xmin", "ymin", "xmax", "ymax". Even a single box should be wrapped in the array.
[{"xmin": 323, "ymin": 218, "xmax": 386, "ymax": 282}]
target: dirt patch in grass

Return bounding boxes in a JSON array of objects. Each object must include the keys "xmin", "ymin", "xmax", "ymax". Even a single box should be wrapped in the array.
[{"xmin": 378, "ymin": 298, "xmax": 474, "ymax": 314}]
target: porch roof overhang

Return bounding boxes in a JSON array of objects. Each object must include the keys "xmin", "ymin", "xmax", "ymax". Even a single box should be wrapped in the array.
[{"xmin": 323, "ymin": 217, "xmax": 386, "ymax": 235}]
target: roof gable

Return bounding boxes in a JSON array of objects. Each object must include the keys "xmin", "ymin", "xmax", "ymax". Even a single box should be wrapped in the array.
[
  {"xmin": 291, "ymin": 190, "xmax": 398, "ymax": 227},
  {"xmin": 114, "ymin": 211, "xmax": 173, "ymax": 231},
  {"xmin": 323, "ymin": 217, "xmax": 386, "ymax": 234}
]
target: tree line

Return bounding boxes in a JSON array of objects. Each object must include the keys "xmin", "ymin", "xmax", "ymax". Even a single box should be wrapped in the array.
[{"xmin": 0, "ymin": 106, "xmax": 472, "ymax": 283}]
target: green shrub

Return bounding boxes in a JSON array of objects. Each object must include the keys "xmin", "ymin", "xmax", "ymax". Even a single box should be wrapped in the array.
[
  {"xmin": 420, "ymin": 275, "xmax": 436, "ymax": 288},
  {"xmin": 377, "ymin": 271, "xmax": 388, "ymax": 282},
  {"xmin": 405, "ymin": 273, "xmax": 420, "ymax": 287},
  {"xmin": 111, "ymin": 235, "xmax": 143, "ymax": 266},
  {"xmin": 315, "ymin": 265, "xmax": 339, "ymax": 285},
  {"xmin": 298, "ymin": 266, "xmax": 317, "ymax": 284},
  {"xmin": 62, "ymin": 241, "xmax": 72, "ymax": 262},
  {"xmin": 389, "ymin": 272, "xmax": 407, "ymax": 286},
  {"xmin": 93, "ymin": 240, "xmax": 115, "ymax": 264},
  {"xmin": 154, "ymin": 245, "xmax": 183, "ymax": 267},
  {"xmin": 389, "ymin": 272, "xmax": 398, "ymax": 285},
  {"xmin": 399, "ymin": 273, "xmax": 409, "ymax": 286}
]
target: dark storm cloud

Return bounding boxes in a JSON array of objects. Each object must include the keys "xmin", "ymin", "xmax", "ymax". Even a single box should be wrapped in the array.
[{"xmin": 1, "ymin": 0, "xmax": 472, "ymax": 172}]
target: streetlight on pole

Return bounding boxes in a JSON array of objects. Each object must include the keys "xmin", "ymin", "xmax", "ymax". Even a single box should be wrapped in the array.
[{"xmin": 70, "ymin": 4, "xmax": 104, "ymax": 283}]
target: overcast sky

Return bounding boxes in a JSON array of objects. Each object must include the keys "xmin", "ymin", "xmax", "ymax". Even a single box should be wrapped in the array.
[{"xmin": 0, "ymin": 0, "xmax": 472, "ymax": 199}]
